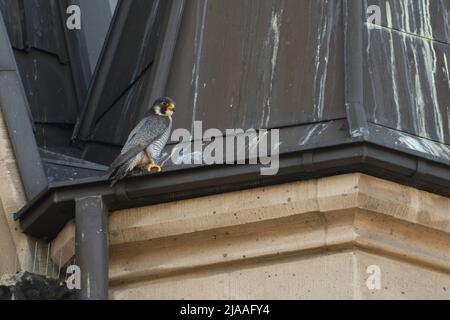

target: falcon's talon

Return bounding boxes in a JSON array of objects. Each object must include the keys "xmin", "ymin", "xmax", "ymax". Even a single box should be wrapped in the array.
[{"xmin": 147, "ymin": 164, "xmax": 162, "ymax": 173}]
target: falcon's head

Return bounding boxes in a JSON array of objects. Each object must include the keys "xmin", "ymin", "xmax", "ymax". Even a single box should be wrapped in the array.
[{"xmin": 151, "ymin": 97, "xmax": 176, "ymax": 117}]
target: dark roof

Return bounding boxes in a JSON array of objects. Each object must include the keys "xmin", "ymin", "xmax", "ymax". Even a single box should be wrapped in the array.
[
  {"xmin": 0, "ymin": 0, "xmax": 118, "ymax": 191},
  {"xmin": 0, "ymin": 0, "xmax": 449, "ymax": 239}
]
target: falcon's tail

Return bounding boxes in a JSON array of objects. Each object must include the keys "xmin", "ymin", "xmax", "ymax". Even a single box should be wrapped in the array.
[{"xmin": 108, "ymin": 164, "xmax": 128, "ymax": 187}]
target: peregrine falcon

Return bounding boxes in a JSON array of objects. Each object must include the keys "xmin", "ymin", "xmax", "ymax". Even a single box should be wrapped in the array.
[{"xmin": 107, "ymin": 97, "xmax": 175, "ymax": 186}]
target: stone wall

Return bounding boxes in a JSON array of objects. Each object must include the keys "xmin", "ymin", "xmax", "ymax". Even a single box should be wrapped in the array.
[{"xmin": 52, "ymin": 173, "xmax": 450, "ymax": 299}]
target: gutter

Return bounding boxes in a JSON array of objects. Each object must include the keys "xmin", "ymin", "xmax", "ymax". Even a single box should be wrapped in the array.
[{"xmin": 14, "ymin": 141, "xmax": 450, "ymax": 240}]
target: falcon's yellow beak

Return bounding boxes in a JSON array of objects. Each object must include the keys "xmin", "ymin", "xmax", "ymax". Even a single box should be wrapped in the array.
[{"xmin": 168, "ymin": 103, "xmax": 175, "ymax": 111}]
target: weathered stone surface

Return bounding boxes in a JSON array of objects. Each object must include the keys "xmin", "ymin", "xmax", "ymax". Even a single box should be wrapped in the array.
[{"xmin": 51, "ymin": 173, "xmax": 450, "ymax": 299}]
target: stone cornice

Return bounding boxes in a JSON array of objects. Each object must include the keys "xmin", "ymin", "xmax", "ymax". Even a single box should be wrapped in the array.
[{"xmin": 51, "ymin": 173, "xmax": 450, "ymax": 285}]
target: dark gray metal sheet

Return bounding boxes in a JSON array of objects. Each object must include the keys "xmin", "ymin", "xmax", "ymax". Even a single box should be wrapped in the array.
[
  {"xmin": 344, "ymin": 0, "xmax": 369, "ymax": 139},
  {"xmin": 73, "ymin": 0, "xmax": 166, "ymax": 143},
  {"xmin": 0, "ymin": 12, "xmax": 48, "ymax": 200},
  {"xmin": 79, "ymin": 0, "xmax": 345, "ymax": 149},
  {"xmin": 365, "ymin": 0, "xmax": 450, "ymax": 45},
  {"xmin": 34, "ymin": 124, "xmax": 80, "ymax": 157},
  {"xmin": 84, "ymin": 67, "xmax": 152, "ymax": 153},
  {"xmin": 0, "ymin": 0, "xmax": 97, "ymax": 166},
  {"xmin": 41, "ymin": 149, "xmax": 107, "ymax": 184},
  {"xmin": 81, "ymin": 0, "xmax": 346, "ymax": 164},
  {"xmin": 81, "ymin": 0, "xmax": 450, "ymax": 170},
  {"xmin": 166, "ymin": 0, "xmax": 345, "ymax": 133},
  {"xmin": 76, "ymin": 0, "xmax": 116, "ymax": 72},
  {"xmin": 364, "ymin": 21, "xmax": 450, "ymax": 145},
  {"xmin": 0, "ymin": 70, "xmax": 48, "ymax": 199},
  {"xmin": 0, "ymin": 4, "xmax": 16, "ymax": 70},
  {"xmin": 0, "ymin": 0, "xmax": 25, "ymax": 49},
  {"xmin": 15, "ymin": 50, "xmax": 79, "ymax": 123},
  {"xmin": 79, "ymin": 0, "xmax": 185, "ymax": 156},
  {"xmin": 22, "ymin": 0, "xmax": 68, "ymax": 62},
  {"xmin": 368, "ymin": 122, "xmax": 450, "ymax": 165}
]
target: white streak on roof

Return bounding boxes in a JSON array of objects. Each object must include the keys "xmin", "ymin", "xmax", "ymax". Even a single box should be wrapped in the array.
[
  {"xmin": 312, "ymin": 2, "xmax": 333, "ymax": 121},
  {"xmin": 298, "ymin": 123, "xmax": 329, "ymax": 146},
  {"xmin": 261, "ymin": 8, "xmax": 283, "ymax": 129},
  {"xmin": 386, "ymin": 1, "xmax": 401, "ymax": 130}
]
